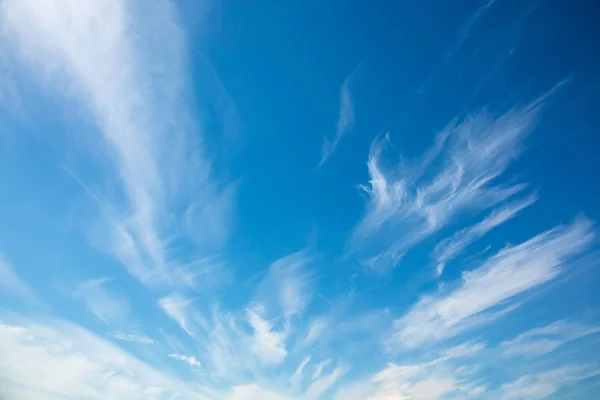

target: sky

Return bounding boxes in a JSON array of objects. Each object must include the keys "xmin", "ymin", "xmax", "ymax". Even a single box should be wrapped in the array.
[{"xmin": 1, "ymin": 0, "xmax": 600, "ymax": 399}]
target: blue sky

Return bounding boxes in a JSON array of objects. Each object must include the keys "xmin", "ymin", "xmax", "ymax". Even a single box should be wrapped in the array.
[{"xmin": 1, "ymin": 0, "xmax": 600, "ymax": 399}]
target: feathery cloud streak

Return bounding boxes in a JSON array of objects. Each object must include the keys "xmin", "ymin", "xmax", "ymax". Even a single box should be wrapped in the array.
[
  {"xmin": 318, "ymin": 61, "xmax": 363, "ymax": 167},
  {"xmin": 351, "ymin": 91, "xmax": 562, "ymax": 272},
  {"xmin": 158, "ymin": 251, "xmax": 319, "ymax": 383},
  {"xmin": 333, "ymin": 341, "xmax": 486, "ymax": 400},
  {"xmin": 433, "ymin": 195, "xmax": 538, "ymax": 276},
  {"xmin": 111, "ymin": 332, "xmax": 157, "ymax": 345},
  {"xmin": 500, "ymin": 365, "xmax": 600, "ymax": 400},
  {"xmin": 169, "ymin": 353, "xmax": 202, "ymax": 368},
  {"xmin": 500, "ymin": 320, "xmax": 600, "ymax": 358},
  {"xmin": 0, "ymin": 316, "xmax": 213, "ymax": 400},
  {"xmin": 389, "ymin": 218, "xmax": 595, "ymax": 349},
  {"xmin": 0, "ymin": 253, "xmax": 38, "ymax": 304},
  {"xmin": 0, "ymin": 0, "xmax": 234, "ymax": 287},
  {"xmin": 73, "ymin": 277, "xmax": 129, "ymax": 325}
]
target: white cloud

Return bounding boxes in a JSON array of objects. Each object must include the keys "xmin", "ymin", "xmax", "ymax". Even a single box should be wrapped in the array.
[
  {"xmin": 226, "ymin": 384, "xmax": 292, "ymax": 400},
  {"xmin": 0, "ymin": 0, "xmax": 235, "ymax": 287},
  {"xmin": 303, "ymin": 366, "xmax": 345, "ymax": 399},
  {"xmin": 500, "ymin": 365, "xmax": 600, "ymax": 400},
  {"xmin": 0, "ymin": 315, "xmax": 213, "ymax": 400},
  {"xmin": 73, "ymin": 277, "xmax": 129, "ymax": 325},
  {"xmin": 433, "ymin": 195, "xmax": 538, "ymax": 276},
  {"xmin": 318, "ymin": 61, "xmax": 363, "ymax": 167},
  {"xmin": 351, "ymin": 95, "xmax": 555, "ymax": 272},
  {"xmin": 389, "ymin": 218, "xmax": 595, "ymax": 349},
  {"xmin": 257, "ymin": 250, "xmax": 315, "ymax": 320},
  {"xmin": 304, "ymin": 317, "xmax": 328, "ymax": 346},
  {"xmin": 332, "ymin": 345, "xmax": 483, "ymax": 400},
  {"xmin": 0, "ymin": 252, "xmax": 38, "ymax": 304},
  {"xmin": 441, "ymin": 341, "xmax": 487, "ymax": 359},
  {"xmin": 500, "ymin": 320, "xmax": 600, "ymax": 358},
  {"xmin": 159, "ymin": 294, "xmax": 202, "ymax": 337},
  {"xmin": 246, "ymin": 305, "xmax": 288, "ymax": 366},
  {"xmin": 169, "ymin": 353, "xmax": 202, "ymax": 368},
  {"xmin": 111, "ymin": 332, "xmax": 156, "ymax": 345},
  {"xmin": 312, "ymin": 360, "xmax": 331, "ymax": 380},
  {"xmin": 291, "ymin": 356, "xmax": 312, "ymax": 390}
]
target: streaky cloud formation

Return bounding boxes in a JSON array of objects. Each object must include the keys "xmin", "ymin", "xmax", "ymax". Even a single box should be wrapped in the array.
[
  {"xmin": 433, "ymin": 194, "xmax": 538, "ymax": 276},
  {"xmin": 333, "ymin": 341, "xmax": 487, "ymax": 400},
  {"xmin": 0, "ymin": 252, "xmax": 38, "ymax": 304},
  {"xmin": 169, "ymin": 353, "xmax": 202, "ymax": 368},
  {"xmin": 389, "ymin": 217, "xmax": 595, "ymax": 349},
  {"xmin": 318, "ymin": 61, "xmax": 364, "ymax": 167},
  {"xmin": 110, "ymin": 331, "xmax": 157, "ymax": 345},
  {"xmin": 72, "ymin": 277, "xmax": 129, "ymax": 325},
  {"xmin": 500, "ymin": 320, "xmax": 600, "ymax": 358},
  {"xmin": 0, "ymin": 0, "xmax": 235, "ymax": 287},
  {"xmin": 157, "ymin": 251, "xmax": 328, "ymax": 385},
  {"xmin": 500, "ymin": 365, "xmax": 600, "ymax": 400},
  {"xmin": 351, "ymin": 88, "xmax": 563, "ymax": 272},
  {"xmin": 1, "ymin": 0, "xmax": 600, "ymax": 399},
  {"xmin": 0, "ymin": 315, "xmax": 213, "ymax": 400}
]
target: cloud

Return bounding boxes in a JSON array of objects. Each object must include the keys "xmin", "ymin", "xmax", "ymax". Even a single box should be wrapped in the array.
[
  {"xmin": 0, "ymin": 0, "xmax": 236, "ymax": 287},
  {"xmin": 246, "ymin": 305, "xmax": 288, "ymax": 366},
  {"xmin": 0, "ymin": 315, "xmax": 213, "ymax": 400},
  {"xmin": 169, "ymin": 353, "xmax": 202, "ymax": 368},
  {"xmin": 433, "ymin": 194, "xmax": 538, "ymax": 276},
  {"xmin": 291, "ymin": 356, "xmax": 312, "ymax": 390},
  {"xmin": 72, "ymin": 277, "xmax": 129, "ymax": 325},
  {"xmin": 0, "ymin": 252, "xmax": 38, "ymax": 304},
  {"xmin": 351, "ymin": 91, "xmax": 558, "ymax": 272},
  {"xmin": 500, "ymin": 320, "xmax": 600, "ymax": 358},
  {"xmin": 110, "ymin": 332, "xmax": 156, "ymax": 345},
  {"xmin": 318, "ymin": 61, "xmax": 364, "ymax": 167},
  {"xmin": 333, "ymin": 341, "xmax": 485, "ymax": 400},
  {"xmin": 159, "ymin": 294, "xmax": 202, "ymax": 337},
  {"xmin": 389, "ymin": 217, "xmax": 595, "ymax": 349},
  {"xmin": 500, "ymin": 365, "xmax": 600, "ymax": 400},
  {"xmin": 154, "ymin": 252, "xmax": 325, "ymax": 385},
  {"xmin": 226, "ymin": 384, "xmax": 291, "ymax": 400},
  {"xmin": 304, "ymin": 317, "xmax": 328, "ymax": 346},
  {"xmin": 257, "ymin": 250, "xmax": 315, "ymax": 320}
]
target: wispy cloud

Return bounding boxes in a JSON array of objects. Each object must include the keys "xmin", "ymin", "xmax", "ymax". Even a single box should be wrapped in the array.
[
  {"xmin": 351, "ymin": 88, "xmax": 562, "ymax": 272},
  {"xmin": 1, "ymin": 0, "xmax": 236, "ymax": 287},
  {"xmin": 110, "ymin": 331, "xmax": 156, "ymax": 345},
  {"xmin": 159, "ymin": 294, "xmax": 202, "ymax": 337},
  {"xmin": 0, "ymin": 316, "xmax": 213, "ymax": 400},
  {"xmin": 318, "ymin": 61, "xmax": 364, "ymax": 167},
  {"xmin": 169, "ymin": 353, "xmax": 202, "ymax": 368},
  {"xmin": 500, "ymin": 320, "xmax": 600, "ymax": 358},
  {"xmin": 0, "ymin": 252, "xmax": 38, "ymax": 304},
  {"xmin": 246, "ymin": 304, "xmax": 287, "ymax": 365},
  {"xmin": 72, "ymin": 277, "xmax": 129, "ymax": 325},
  {"xmin": 153, "ymin": 250, "xmax": 342, "ymax": 393},
  {"xmin": 389, "ymin": 218, "xmax": 595, "ymax": 349},
  {"xmin": 304, "ymin": 317, "xmax": 328, "ymax": 346},
  {"xmin": 256, "ymin": 250, "xmax": 315, "ymax": 321},
  {"xmin": 433, "ymin": 194, "xmax": 538, "ymax": 275},
  {"xmin": 500, "ymin": 365, "xmax": 600, "ymax": 400},
  {"xmin": 157, "ymin": 251, "xmax": 316, "ymax": 382},
  {"xmin": 333, "ymin": 341, "xmax": 485, "ymax": 400}
]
